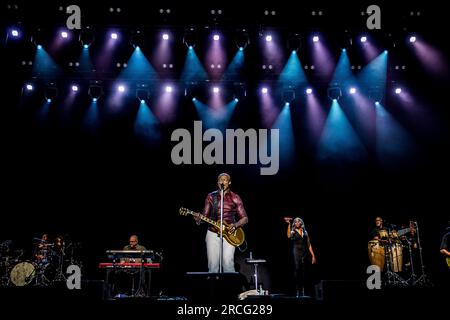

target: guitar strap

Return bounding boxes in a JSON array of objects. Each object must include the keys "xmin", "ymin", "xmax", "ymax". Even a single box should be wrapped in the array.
[{"xmin": 211, "ymin": 191, "xmax": 219, "ymax": 220}]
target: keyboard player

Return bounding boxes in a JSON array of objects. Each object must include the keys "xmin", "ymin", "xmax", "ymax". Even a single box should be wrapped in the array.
[{"xmin": 121, "ymin": 235, "xmax": 147, "ymax": 263}]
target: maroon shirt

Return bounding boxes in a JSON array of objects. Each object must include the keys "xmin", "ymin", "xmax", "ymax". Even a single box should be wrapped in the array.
[{"xmin": 202, "ymin": 190, "xmax": 247, "ymax": 230}]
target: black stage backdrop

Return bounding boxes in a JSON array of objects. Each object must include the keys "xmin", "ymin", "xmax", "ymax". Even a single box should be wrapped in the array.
[{"xmin": 1, "ymin": 0, "xmax": 449, "ymax": 306}]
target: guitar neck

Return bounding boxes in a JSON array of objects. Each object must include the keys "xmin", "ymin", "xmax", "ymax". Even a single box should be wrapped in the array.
[{"xmin": 191, "ymin": 211, "xmax": 221, "ymax": 228}]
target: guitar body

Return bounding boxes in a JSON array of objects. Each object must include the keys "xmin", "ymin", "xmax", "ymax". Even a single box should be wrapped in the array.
[
  {"xmin": 210, "ymin": 224, "xmax": 245, "ymax": 247},
  {"xmin": 179, "ymin": 207, "xmax": 245, "ymax": 247}
]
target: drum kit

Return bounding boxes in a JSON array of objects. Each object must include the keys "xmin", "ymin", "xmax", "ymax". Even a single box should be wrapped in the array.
[
  {"xmin": 0, "ymin": 235, "xmax": 82, "ymax": 287},
  {"xmin": 367, "ymin": 221, "xmax": 432, "ymax": 287}
]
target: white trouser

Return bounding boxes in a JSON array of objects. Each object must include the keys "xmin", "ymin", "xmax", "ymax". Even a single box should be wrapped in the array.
[{"xmin": 206, "ymin": 229, "xmax": 235, "ymax": 272}]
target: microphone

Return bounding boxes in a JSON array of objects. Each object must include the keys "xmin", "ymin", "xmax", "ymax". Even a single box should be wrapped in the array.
[{"xmin": 219, "ymin": 183, "xmax": 224, "ymax": 190}]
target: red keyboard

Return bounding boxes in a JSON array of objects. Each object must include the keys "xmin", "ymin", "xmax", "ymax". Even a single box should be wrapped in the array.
[{"xmin": 98, "ymin": 262, "xmax": 160, "ymax": 269}]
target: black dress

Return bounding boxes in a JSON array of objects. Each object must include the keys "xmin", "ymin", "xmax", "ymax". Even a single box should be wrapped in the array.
[{"xmin": 291, "ymin": 229, "xmax": 312, "ymax": 293}]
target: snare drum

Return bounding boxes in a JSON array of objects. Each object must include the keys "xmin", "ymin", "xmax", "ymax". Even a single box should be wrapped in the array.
[
  {"xmin": 368, "ymin": 240, "xmax": 385, "ymax": 271},
  {"xmin": 10, "ymin": 261, "xmax": 36, "ymax": 286}
]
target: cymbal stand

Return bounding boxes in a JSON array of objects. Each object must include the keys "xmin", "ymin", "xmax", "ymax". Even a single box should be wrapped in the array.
[
  {"xmin": 0, "ymin": 260, "xmax": 11, "ymax": 286},
  {"xmin": 53, "ymin": 247, "xmax": 67, "ymax": 282},
  {"xmin": 404, "ymin": 237, "xmax": 417, "ymax": 285}
]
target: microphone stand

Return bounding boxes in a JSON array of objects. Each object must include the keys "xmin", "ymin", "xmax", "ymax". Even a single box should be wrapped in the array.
[
  {"xmin": 412, "ymin": 221, "xmax": 433, "ymax": 287},
  {"xmin": 219, "ymin": 184, "xmax": 224, "ymax": 273}
]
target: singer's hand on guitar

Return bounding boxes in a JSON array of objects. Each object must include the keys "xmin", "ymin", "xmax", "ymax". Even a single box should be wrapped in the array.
[
  {"xmin": 193, "ymin": 212, "xmax": 201, "ymax": 225},
  {"xmin": 229, "ymin": 224, "xmax": 236, "ymax": 233}
]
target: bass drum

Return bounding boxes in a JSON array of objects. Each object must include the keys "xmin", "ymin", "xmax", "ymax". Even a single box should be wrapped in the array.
[
  {"xmin": 10, "ymin": 261, "xmax": 36, "ymax": 286},
  {"xmin": 368, "ymin": 240, "xmax": 385, "ymax": 271}
]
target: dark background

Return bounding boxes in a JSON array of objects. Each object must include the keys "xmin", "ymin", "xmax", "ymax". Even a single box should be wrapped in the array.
[{"xmin": 1, "ymin": 0, "xmax": 449, "ymax": 297}]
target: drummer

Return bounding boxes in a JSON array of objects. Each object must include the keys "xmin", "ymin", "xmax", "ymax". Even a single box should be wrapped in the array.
[
  {"xmin": 371, "ymin": 217, "xmax": 388, "ymax": 241},
  {"xmin": 34, "ymin": 233, "xmax": 51, "ymax": 264}
]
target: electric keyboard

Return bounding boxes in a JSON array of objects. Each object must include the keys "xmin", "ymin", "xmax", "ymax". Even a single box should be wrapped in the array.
[{"xmin": 98, "ymin": 262, "xmax": 161, "ymax": 269}]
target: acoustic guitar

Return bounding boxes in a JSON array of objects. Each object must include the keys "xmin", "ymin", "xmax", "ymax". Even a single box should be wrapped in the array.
[{"xmin": 179, "ymin": 207, "xmax": 245, "ymax": 247}]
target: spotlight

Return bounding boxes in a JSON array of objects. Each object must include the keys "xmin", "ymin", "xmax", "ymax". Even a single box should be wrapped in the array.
[
  {"xmin": 287, "ymin": 34, "xmax": 301, "ymax": 52},
  {"xmin": 117, "ymin": 85, "xmax": 126, "ymax": 93},
  {"xmin": 136, "ymin": 88, "xmax": 150, "ymax": 102},
  {"xmin": 235, "ymin": 29, "xmax": 249, "ymax": 49},
  {"xmin": 233, "ymin": 83, "xmax": 246, "ymax": 100},
  {"xmin": 131, "ymin": 31, "xmax": 145, "ymax": 49},
  {"xmin": 88, "ymin": 85, "xmax": 103, "ymax": 101},
  {"xmin": 369, "ymin": 87, "xmax": 383, "ymax": 103},
  {"xmin": 327, "ymin": 85, "xmax": 342, "ymax": 101},
  {"xmin": 32, "ymin": 29, "xmax": 45, "ymax": 47},
  {"xmin": 265, "ymin": 35, "xmax": 272, "ymax": 42},
  {"xmin": 312, "ymin": 35, "xmax": 319, "ymax": 42},
  {"xmin": 111, "ymin": 32, "xmax": 118, "ymax": 40},
  {"xmin": 395, "ymin": 88, "xmax": 402, "ymax": 94},
  {"xmin": 71, "ymin": 85, "xmax": 79, "ymax": 92},
  {"xmin": 183, "ymin": 28, "xmax": 198, "ymax": 48},
  {"xmin": 349, "ymin": 87, "xmax": 357, "ymax": 94},
  {"xmin": 61, "ymin": 31, "xmax": 68, "ymax": 38},
  {"xmin": 162, "ymin": 33, "xmax": 169, "ymax": 40},
  {"xmin": 212, "ymin": 87, "xmax": 220, "ymax": 93},
  {"xmin": 26, "ymin": 84, "xmax": 33, "ymax": 91},
  {"xmin": 213, "ymin": 34, "xmax": 220, "ymax": 41},
  {"xmin": 305, "ymin": 88, "xmax": 313, "ymax": 95},
  {"xmin": 165, "ymin": 85, "xmax": 173, "ymax": 93},
  {"xmin": 79, "ymin": 29, "xmax": 94, "ymax": 47},
  {"xmin": 360, "ymin": 36, "xmax": 367, "ymax": 43},
  {"xmin": 11, "ymin": 29, "xmax": 20, "ymax": 37},
  {"xmin": 282, "ymin": 88, "xmax": 295, "ymax": 103},
  {"xmin": 44, "ymin": 85, "xmax": 58, "ymax": 102},
  {"xmin": 409, "ymin": 36, "xmax": 416, "ymax": 43},
  {"xmin": 261, "ymin": 87, "xmax": 268, "ymax": 94}
]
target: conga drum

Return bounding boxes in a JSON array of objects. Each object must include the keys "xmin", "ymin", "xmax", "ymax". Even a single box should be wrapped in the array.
[
  {"xmin": 388, "ymin": 242, "xmax": 403, "ymax": 273},
  {"xmin": 378, "ymin": 230, "xmax": 388, "ymax": 239},
  {"xmin": 368, "ymin": 240, "xmax": 385, "ymax": 271}
]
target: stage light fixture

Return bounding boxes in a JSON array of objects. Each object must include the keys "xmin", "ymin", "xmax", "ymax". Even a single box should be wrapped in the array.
[
  {"xmin": 136, "ymin": 88, "xmax": 150, "ymax": 102},
  {"xmin": 44, "ymin": 84, "xmax": 58, "ymax": 102},
  {"xmin": 287, "ymin": 34, "xmax": 301, "ymax": 52},
  {"xmin": 327, "ymin": 85, "xmax": 342, "ymax": 101},
  {"xmin": 235, "ymin": 29, "xmax": 250, "ymax": 49},
  {"xmin": 131, "ymin": 31, "xmax": 145, "ymax": 49},
  {"xmin": 79, "ymin": 29, "xmax": 94, "ymax": 48},
  {"xmin": 233, "ymin": 83, "xmax": 246, "ymax": 100},
  {"xmin": 88, "ymin": 85, "xmax": 103, "ymax": 101},
  {"xmin": 183, "ymin": 28, "xmax": 198, "ymax": 48},
  {"xmin": 283, "ymin": 88, "xmax": 295, "ymax": 103},
  {"xmin": 369, "ymin": 87, "xmax": 383, "ymax": 103}
]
